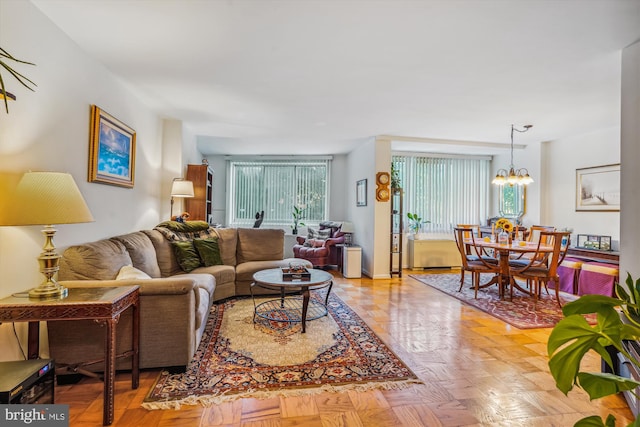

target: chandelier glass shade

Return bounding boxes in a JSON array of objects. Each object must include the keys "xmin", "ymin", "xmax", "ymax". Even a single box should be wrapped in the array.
[{"xmin": 492, "ymin": 124, "xmax": 533, "ymax": 186}]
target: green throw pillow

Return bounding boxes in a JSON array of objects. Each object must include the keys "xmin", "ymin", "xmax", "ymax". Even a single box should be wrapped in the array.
[
  {"xmin": 157, "ymin": 220, "xmax": 211, "ymax": 233},
  {"xmin": 193, "ymin": 237, "xmax": 223, "ymax": 266},
  {"xmin": 171, "ymin": 241, "xmax": 202, "ymax": 272}
]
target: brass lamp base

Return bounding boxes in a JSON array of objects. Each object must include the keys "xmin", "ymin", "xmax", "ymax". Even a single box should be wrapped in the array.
[
  {"xmin": 29, "ymin": 225, "xmax": 68, "ymax": 300},
  {"xmin": 29, "ymin": 282, "xmax": 68, "ymax": 299}
]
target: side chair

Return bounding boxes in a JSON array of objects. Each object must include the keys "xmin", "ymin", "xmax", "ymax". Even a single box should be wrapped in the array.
[
  {"xmin": 508, "ymin": 231, "xmax": 571, "ymax": 307},
  {"xmin": 454, "ymin": 227, "xmax": 500, "ymax": 298}
]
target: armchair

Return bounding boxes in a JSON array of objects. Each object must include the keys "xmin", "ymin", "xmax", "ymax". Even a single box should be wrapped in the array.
[{"xmin": 292, "ymin": 221, "xmax": 345, "ymax": 268}]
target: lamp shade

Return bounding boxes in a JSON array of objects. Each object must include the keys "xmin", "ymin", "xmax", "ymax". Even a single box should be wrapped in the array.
[
  {"xmin": 0, "ymin": 172, "xmax": 94, "ymax": 226},
  {"xmin": 171, "ymin": 179, "xmax": 194, "ymax": 198},
  {"xmin": 341, "ymin": 221, "xmax": 355, "ymax": 233}
]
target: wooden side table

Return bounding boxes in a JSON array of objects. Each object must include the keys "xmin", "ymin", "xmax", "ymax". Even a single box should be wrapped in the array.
[{"xmin": 0, "ymin": 286, "xmax": 140, "ymax": 426}]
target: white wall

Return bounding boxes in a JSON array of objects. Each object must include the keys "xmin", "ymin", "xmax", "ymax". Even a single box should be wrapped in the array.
[
  {"xmin": 620, "ymin": 40, "xmax": 640, "ymax": 279},
  {"xmin": 0, "ymin": 1, "xmax": 168, "ymax": 360},
  {"xmin": 541, "ymin": 127, "xmax": 621, "ymax": 246},
  {"xmin": 346, "ymin": 138, "xmax": 379, "ymax": 278}
]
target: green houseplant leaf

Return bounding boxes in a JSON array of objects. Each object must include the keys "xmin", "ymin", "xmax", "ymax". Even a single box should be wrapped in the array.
[
  {"xmin": 0, "ymin": 47, "xmax": 37, "ymax": 113},
  {"xmin": 548, "ymin": 272, "xmax": 640, "ymax": 426},
  {"xmin": 574, "ymin": 414, "xmax": 617, "ymax": 427}
]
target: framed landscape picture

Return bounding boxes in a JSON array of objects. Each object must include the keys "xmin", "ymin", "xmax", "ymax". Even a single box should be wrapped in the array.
[
  {"xmin": 575, "ymin": 164, "xmax": 620, "ymax": 212},
  {"xmin": 88, "ymin": 105, "xmax": 136, "ymax": 188}
]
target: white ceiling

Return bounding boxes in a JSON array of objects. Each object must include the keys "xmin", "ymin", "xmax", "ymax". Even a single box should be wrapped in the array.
[{"xmin": 32, "ymin": 0, "xmax": 640, "ymax": 156}]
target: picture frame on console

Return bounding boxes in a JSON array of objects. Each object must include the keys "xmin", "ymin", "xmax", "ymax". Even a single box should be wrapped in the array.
[
  {"xmin": 575, "ymin": 164, "xmax": 620, "ymax": 212},
  {"xmin": 88, "ymin": 105, "xmax": 136, "ymax": 188},
  {"xmin": 356, "ymin": 179, "xmax": 367, "ymax": 206}
]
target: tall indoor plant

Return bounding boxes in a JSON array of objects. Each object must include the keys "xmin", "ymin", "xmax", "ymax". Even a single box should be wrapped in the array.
[
  {"xmin": 548, "ymin": 273, "xmax": 640, "ymax": 426},
  {"xmin": 291, "ymin": 205, "xmax": 305, "ymax": 235},
  {"xmin": 0, "ymin": 47, "xmax": 36, "ymax": 113}
]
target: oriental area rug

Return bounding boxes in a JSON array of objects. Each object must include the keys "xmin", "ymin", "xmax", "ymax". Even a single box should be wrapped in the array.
[
  {"xmin": 409, "ymin": 273, "xmax": 578, "ymax": 329},
  {"xmin": 143, "ymin": 293, "xmax": 421, "ymax": 409}
]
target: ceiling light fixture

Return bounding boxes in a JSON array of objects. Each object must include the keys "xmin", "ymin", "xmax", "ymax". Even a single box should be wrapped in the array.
[{"xmin": 492, "ymin": 124, "xmax": 533, "ymax": 186}]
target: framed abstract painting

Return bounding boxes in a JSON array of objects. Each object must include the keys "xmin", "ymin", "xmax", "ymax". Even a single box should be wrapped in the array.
[{"xmin": 88, "ymin": 105, "xmax": 136, "ymax": 188}]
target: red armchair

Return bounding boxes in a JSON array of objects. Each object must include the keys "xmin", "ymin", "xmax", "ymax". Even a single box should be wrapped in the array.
[{"xmin": 293, "ymin": 221, "xmax": 345, "ymax": 268}]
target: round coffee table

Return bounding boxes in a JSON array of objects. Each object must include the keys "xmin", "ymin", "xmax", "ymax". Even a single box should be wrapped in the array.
[{"xmin": 251, "ymin": 268, "xmax": 333, "ymax": 333}]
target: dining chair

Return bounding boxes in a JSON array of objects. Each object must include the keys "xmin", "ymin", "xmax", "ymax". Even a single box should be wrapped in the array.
[
  {"xmin": 511, "ymin": 225, "xmax": 556, "ymax": 262},
  {"xmin": 527, "ymin": 225, "xmax": 556, "ymax": 242},
  {"xmin": 508, "ymin": 231, "xmax": 571, "ymax": 307},
  {"xmin": 454, "ymin": 227, "xmax": 500, "ymax": 298}
]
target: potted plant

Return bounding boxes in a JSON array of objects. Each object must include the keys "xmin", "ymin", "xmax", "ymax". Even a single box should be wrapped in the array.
[
  {"xmin": 391, "ymin": 163, "xmax": 401, "ymax": 190},
  {"xmin": 291, "ymin": 205, "xmax": 305, "ymax": 235},
  {"xmin": 0, "ymin": 47, "xmax": 36, "ymax": 113},
  {"xmin": 548, "ymin": 273, "xmax": 640, "ymax": 426},
  {"xmin": 406, "ymin": 212, "xmax": 429, "ymax": 239}
]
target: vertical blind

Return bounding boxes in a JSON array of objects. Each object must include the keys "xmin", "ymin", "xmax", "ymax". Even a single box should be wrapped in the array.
[
  {"xmin": 392, "ymin": 155, "xmax": 490, "ymax": 232},
  {"xmin": 228, "ymin": 159, "xmax": 329, "ymax": 227}
]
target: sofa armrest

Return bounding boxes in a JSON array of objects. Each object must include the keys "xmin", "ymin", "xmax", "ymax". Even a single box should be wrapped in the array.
[
  {"xmin": 59, "ymin": 277, "xmax": 202, "ymax": 296},
  {"xmin": 323, "ymin": 236, "xmax": 345, "ymax": 247}
]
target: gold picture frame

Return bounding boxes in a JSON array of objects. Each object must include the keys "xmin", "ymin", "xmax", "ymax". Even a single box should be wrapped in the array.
[{"xmin": 88, "ymin": 105, "xmax": 136, "ymax": 188}]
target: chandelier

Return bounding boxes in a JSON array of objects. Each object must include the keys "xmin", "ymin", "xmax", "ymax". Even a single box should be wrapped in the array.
[{"xmin": 492, "ymin": 124, "xmax": 533, "ymax": 186}]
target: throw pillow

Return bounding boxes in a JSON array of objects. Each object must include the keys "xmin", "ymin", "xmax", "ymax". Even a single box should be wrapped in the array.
[
  {"xmin": 307, "ymin": 228, "xmax": 332, "ymax": 240},
  {"xmin": 171, "ymin": 241, "xmax": 202, "ymax": 272},
  {"xmin": 116, "ymin": 265, "xmax": 151, "ymax": 280},
  {"xmin": 156, "ymin": 221, "xmax": 211, "ymax": 233},
  {"xmin": 193, "ymin": 237, "xmax": 223, "ymax": 266}
]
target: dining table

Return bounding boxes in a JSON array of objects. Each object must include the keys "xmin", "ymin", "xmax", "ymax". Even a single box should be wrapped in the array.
[{"xmin": 465, "ymin": 237, "xmax": 554, "ymax": 299}]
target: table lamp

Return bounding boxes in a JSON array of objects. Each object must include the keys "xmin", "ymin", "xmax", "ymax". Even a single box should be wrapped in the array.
[
  {"xmin": 170, "ymin": 178, "xmax": 194, "ymax": 219},
  {"xmin": 0, "ymin": 172, "xmax": 94, "ymax": 299},
  {"xmin": 341, "ymin": 221, "xmax": 355, "ymax": 246}
]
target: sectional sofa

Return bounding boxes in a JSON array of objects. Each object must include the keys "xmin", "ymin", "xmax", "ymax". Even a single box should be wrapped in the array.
[{"xmin": 48, "ymin": 222, "xmax": 311, "ymax": 372}]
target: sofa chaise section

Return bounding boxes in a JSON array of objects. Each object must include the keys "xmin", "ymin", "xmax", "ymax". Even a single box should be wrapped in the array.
[{"xmin": 50, "ymin": 231, "xmax": 215, "ymax": 371}]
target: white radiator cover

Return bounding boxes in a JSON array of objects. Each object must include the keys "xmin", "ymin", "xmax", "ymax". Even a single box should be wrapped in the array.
[{"xmin": 408, "ymin": 239, "xmax": 462, "ymax": 269}]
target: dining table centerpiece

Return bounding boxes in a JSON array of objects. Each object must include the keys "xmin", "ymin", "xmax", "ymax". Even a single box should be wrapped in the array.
[{"xmin": 494, "ymin": 218, "xmax": 514, "ymax": 245}]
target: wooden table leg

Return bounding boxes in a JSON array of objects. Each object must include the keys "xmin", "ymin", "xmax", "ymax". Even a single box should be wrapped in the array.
[
  {"xmin": 498, "ymin": 249, "xmax": 510, "ymax": 299},
  {"xmin": 301, "ymin": 288, "xmax": 310, "ymax": 333},
  {"xmin": 103, "ymin": 319, "xmax": 116, "ymax": 426},
  {"xmin": 132, "ymin": 300, "xmax": 140, "ymax": 390},
  {"xmin": 27, "ymin": 321, "xmax": 39, "ymax": 359}
]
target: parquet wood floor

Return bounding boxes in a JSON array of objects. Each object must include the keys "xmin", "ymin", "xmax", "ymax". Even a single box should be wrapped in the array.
[{"xmin": 56, "ymin": 269, "xmax": 634, "ymax": 426}]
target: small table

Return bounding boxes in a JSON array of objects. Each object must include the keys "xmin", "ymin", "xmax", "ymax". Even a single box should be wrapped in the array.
[
  {"xmin": 251, "ymin": 268, "xmax": 333, "ymax": 333},
  {"xmin": 0, "ymin": 286, "xmax": 140, "ymax": 426}
]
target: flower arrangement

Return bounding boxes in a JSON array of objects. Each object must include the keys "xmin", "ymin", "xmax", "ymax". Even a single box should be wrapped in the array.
[{"xmin": 494, "ymin": 218, "xmax": 514, "ymax": 234}]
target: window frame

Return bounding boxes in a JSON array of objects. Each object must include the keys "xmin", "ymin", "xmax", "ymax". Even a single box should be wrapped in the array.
[{"xmin": 225, "ymin": 156, "xmax": 332, "ymax": 228}]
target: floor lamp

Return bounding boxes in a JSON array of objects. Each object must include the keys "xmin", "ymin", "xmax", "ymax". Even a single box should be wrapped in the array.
[
  {"xmin": 170, "ymin": 178, "xmax": 194, "ymax": 219},
  {"xmin": 0, "ymin": 172, "xmax": 94, "ymax": 299}
]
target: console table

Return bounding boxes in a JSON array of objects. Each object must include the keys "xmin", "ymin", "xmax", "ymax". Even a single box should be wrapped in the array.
[
  {"xmin": 0, "ymin": 286, "xmax": 140, "ymax": 426},
  {"xmin": 567, "ymin": 247, "xmax": 619, "ymax": 265}
]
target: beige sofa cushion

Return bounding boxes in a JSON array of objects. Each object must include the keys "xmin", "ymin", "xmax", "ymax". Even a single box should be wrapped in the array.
[
  {"xmin": 112, "ymin": 231, "xmax": 162, "ymax": 278},
  {"xmin": 142, "ymin": 229, "xmax": 183, "ymax": 277},
  {"xmin": 59, "ymin": 239, "xmax": 132, "ymax": 280},
  {"xmin": 236, "ymin": 228, "xmax": 284, "ymax": 264},
  {"xmin": 212, "ymin": 228, "xmax": 238, "ymax": 266},
  {"xmin": 191, "ymin": 264, "xmax": 236, "ymax": 286}
]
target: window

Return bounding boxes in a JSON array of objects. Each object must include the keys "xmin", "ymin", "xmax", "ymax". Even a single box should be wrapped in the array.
[
  {"xmin": 392, "ymin": 154, "xmax": 490, "ymax": 232},
  {"xmin": 227, "ymin": 159, "xmax": 330, "ymax": 227}
]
